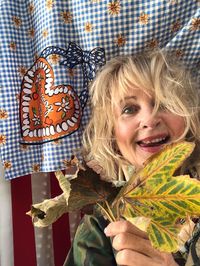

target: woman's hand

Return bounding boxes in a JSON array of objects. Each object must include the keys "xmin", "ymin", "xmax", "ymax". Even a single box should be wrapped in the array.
[{"xmin": 104, "ymin": 220, "xmax": 178, "ymax": 266}]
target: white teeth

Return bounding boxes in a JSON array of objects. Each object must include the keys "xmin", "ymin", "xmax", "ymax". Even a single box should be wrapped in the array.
[{"xmin": 142, "ymin": 137, "xmax": 166, "ymax": 144}]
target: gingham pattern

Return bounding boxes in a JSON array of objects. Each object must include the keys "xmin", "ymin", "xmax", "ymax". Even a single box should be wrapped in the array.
[{"xmin": 0, "ymin": 0, "xmax": 199, "ymax": 180}]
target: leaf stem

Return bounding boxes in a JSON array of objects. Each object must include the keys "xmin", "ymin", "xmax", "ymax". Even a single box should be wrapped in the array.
[
  {"xmin": 97, "ymin": 201, "xmax": 116, "ymax": 222},
  {"xmin": 116, "ymin": 199, "xmax": 122, "ymax": 221},
  {"xmin": 105, "ymin": 200, "xmax": 116, "ymax": 222}
]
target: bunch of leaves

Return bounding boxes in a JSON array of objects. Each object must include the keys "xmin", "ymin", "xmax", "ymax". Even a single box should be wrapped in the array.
[
  {"xmin": 27, "ymin": 159, "xmax": 120, "ymax": 226},
  {"xmin": 110, "ymin": 141, "xmax": 200, "ymax": 252},
  {"xmin": 27, "ymin": 141, "xmax": 200, "ymax": 252}
]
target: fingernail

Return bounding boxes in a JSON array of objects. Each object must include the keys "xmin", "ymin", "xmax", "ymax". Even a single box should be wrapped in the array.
[{"xmin": 104, "ymin": 227, "xmax": 108, "ymax": 235}]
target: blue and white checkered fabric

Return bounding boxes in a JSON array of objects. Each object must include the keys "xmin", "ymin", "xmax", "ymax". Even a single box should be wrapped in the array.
[{"xmin": 0, "ymin": 0, "xmax": 199, "ymax": 180}]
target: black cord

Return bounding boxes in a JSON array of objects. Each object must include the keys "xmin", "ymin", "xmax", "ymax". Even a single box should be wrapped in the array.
[{"xmin": 191, "ymin": 229, "xmax": 200, "ymax": 266}]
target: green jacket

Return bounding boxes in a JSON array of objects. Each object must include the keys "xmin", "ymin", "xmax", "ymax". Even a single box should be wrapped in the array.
[
  {"xmin": 64, "ymin": 215, "xmax": 200, "ymax": 266},
  {"xmin": 64, "ymin": 215, "xmax": 116, "ymax": 266}
]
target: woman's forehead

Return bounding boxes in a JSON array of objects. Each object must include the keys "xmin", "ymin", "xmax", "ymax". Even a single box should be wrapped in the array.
[{"xmin": 113, "ymin": 86, "xmax": 153, "ymax": 103}]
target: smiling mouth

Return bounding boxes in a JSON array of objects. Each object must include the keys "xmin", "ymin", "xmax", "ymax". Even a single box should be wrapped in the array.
[{"xmin": 137, "ymin": 136, "xmax": 170, "ymax": 147}]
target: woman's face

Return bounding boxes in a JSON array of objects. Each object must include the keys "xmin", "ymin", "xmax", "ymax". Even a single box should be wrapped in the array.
[{"xmin": 114, "ymin": 88, "xmax": 186, "ymax": 169}]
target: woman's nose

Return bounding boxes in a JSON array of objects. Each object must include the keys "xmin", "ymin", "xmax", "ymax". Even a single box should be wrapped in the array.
[{"xmin": 139, "ymin": 112, "xmax": 161, "ymax": 129}]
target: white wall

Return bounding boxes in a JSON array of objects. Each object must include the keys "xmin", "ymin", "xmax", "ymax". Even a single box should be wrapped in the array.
[{"xmin": 0, "ymin": 161, "xmax": 14, "ymax": 266}]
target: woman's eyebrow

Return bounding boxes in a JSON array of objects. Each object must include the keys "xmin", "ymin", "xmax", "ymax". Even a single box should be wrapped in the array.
[
  {"xmin": 123, "ymin": 96, "xmax": 137, "ymax": 101},
  {"xmin": 118, "ymin": 96, "xmax": 137, "ymax": 106}
]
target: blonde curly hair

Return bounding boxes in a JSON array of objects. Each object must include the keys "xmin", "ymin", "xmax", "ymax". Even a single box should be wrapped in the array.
[{"xmin": 82, "ymin": 50, "xmax": 200, "ymax": 181}]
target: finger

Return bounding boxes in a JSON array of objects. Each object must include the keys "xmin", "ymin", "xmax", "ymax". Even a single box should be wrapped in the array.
[
  {"xmin": 113, "ymin": 232, "xmax": 150, "ymax": 251},
  {"xmin": 112, "ymin": 232, "xmax": 161, "ymax": 259},
  {"xmin": 104, "ymin": 220, "xmax": 148, "ymax": 239},
  {"xmin": 115, "ymin": 249, "xmax": 161, "ymax": 266}
]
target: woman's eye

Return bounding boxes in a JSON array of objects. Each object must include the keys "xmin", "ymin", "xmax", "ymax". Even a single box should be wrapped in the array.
[{"xmin": 122, "ymin": 105, "xmax": 139, "ymax": 115}]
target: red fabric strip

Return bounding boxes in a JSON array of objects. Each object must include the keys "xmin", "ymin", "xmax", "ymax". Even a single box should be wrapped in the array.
[
  {"xmin": 11, "ymin": 175, "xmax": 37, "ymax": 266},
  {"xmin": 50, "ymin": 172, "xmax": 71, "ymax": 266}
]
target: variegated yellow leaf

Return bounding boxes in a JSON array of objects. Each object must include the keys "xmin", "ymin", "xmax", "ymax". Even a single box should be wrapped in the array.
[
  {"xmin": 147, "ymin": 218, "xmax": 180, "ymax": 252},
  {"xmin": 126, "ymin": 216, "xmax": 151, "ymax": 232},
  {"xmin": 147, "ymin": 216, "xmax": 195, "ymax": 252},
  {"xmin": 115, "ymin": 141, "xmax": 195, "ymax": 200},
  {"xmin": 113, "ymin": 141, "xmax": 200, "ymax": 252},
  {"xmin": 122, "ymin": 175, "xmax": 200, "ymax": 222}
]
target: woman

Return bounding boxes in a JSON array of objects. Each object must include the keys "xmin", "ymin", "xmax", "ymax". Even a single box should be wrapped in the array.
[{"xmin": 65, "ymin": 50, "xmax": 200, "ymax": 266}]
